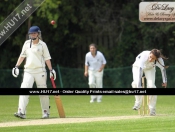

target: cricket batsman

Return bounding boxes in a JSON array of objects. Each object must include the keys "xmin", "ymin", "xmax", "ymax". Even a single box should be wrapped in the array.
[{"xmin": 12, "ymin": 26, "xmax": 56, "ymax": 119}]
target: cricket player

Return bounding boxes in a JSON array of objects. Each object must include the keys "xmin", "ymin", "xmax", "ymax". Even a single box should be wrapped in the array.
[
  {"xmin": 12, "ymin": 26, "xmax": 56, "ymax": 119},
  {"xmin": 84, "ymin": 43, "xmax": 106, "ymax": 103},
  {"xmin": 131, "ymin": 49, "xmax": 168, "ymax": 115}
]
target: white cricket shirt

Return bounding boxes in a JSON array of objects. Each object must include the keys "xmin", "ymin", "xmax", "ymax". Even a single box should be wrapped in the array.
[
  {"xmin": 85, "ymin": 51, "xmax": 106, "ymax": 71},
  {"xmin": 133, "ymin": 51, "xmax": 167, "ymax": 83},
  {"xmin": 20, "ymin": 39, "xmax": 51, "ymax": 73}
]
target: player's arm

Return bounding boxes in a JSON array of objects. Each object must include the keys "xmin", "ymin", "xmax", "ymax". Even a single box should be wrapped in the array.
[
  {"xmin": 42, "ymin": 43, "xmax": 53, "ymax": 70},
  {"xmin": 161, "ymin": 68, "xmax": 167, "ymax": 88},
  {"xmin": 45, "ymin": 59, "xmax": 56, "ymax": 80},
  {"xmin": 45, "ymin": 59, "xmax": 52, "ymax": 70},
  {"xmin": 12, "ymin": 57, "xmax": 25, "ymax": 78},
  {"xmin": 12, "ymin": 43, "xmax": 26, "ymax": 77},
  {"xmin": 43, "ymin": 43, "xmax": 56, "ymax": 80},
  {"xmin": 84, "ymin": 65, "xmax": 88, "ymax": 77},
  {"xmin": 84, "ymin": 55, "xmax": 89, "ymax": 77},
  {"xmin": 98, "ymin": 64, "xmax": 106, "ymax": 72},
  {"xmin": 15, "ymin": 57, "xmax": 25, "ymax": 67},
  {"xmin": 156, "ymin": 58, "xmax": 167, "ymax": 88},
  {"xmin": 16, "ymin": 42, "xmax": 27, "ymax": 67},
  {"xmin": 98, "ymin": 53, "xmax": 107, "ymax": 72}
]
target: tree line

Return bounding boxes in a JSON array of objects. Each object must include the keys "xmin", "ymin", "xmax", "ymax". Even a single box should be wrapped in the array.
[{"xmin": 0, "ymin": 0, "xmax": 174, "ymax": 69}]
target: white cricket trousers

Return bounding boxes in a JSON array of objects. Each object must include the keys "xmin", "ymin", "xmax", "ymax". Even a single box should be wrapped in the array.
[
  {"xmin": 88, "ymin": 70, "xmax": 103, "ymax": 101},
  {"xmin": 17, "ymin": 71, "xmax": 50, "ymax": 116},
  {"xmin": 131, "ymin": 66, "xmax": 157, "ymax": 112}
]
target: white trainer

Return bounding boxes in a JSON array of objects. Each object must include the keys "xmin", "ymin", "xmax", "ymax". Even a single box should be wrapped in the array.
[
  {"xmin": 132, "ymin": 106, "xmax": 139, "ymax": 110},
  {"xmin": 42, "ymin": 113, "xmax": 49, "ymax": 119},
  {"xmin": 150, "ymin": 109, "xmax": 156, "ymax": 116},
  {"xmin": 90, "ymin": 99, "xmax": 94, "ymax": 103},
  {"xmin": 14, "ymin": 112, "xmax": 26, "ymax": 119},
  {"xmin": 97, "ymin": 100, "xmax": 101, "ymax": 103},
  {"xmin": 150, "ymin": 112, "xmax": 156, "ymax": 116}
]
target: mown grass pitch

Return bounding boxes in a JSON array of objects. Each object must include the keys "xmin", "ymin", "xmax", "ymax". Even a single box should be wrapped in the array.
[{"xmin": 0, "ymin": 95, "xmax": 174, "ymax": 132}]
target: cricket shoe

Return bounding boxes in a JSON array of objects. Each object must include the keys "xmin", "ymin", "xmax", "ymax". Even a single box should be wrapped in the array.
[
  {"xmin": 90, "ymin": 99, "xmax": 94, "ymax": 103},
  {"xmin": 97, "ymin": 100, "xmax": 101, "ymax": 103},
  {"xmin": 150, "ymin": 109, "xmax": 156, "ymax": 116},
  {"xmin": 14, "ymin": 112, "xmax": 26, "ymax": 119},
  {"xmin": 42, "ymin": 113, "xmax": 49, "ymax": 119},
  {"xmin": 132, "ymin": 106, "xmax": 139, "ymax": 110},
  {"xmin": 150, "ymin": 112, "xmax": 156, "ymax": 116}
]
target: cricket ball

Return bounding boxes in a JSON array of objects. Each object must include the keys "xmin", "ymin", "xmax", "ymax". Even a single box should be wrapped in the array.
[{"xmin": 51, "ymin": 20, "xmax": 55, "ymax": 25}]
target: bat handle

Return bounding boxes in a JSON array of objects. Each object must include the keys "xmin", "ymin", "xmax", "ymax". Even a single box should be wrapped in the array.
[{"xmin": 51, "ymin": 77, "xmax": 56, "ymax": 88}]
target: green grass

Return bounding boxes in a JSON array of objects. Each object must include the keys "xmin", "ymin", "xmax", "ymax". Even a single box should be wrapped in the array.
[{"xmin": 0, "ymin": 95, "xmax": 175, "ymax": 131}]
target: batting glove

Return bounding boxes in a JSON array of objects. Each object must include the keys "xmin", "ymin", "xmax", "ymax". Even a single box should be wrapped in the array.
[
  {"xmin": 50, "ymin": 69, "xmax": 56, "ymax": 80},
  {"xmin": 12, "ymin": 66, "xmax": 19, "ymax": 78}
]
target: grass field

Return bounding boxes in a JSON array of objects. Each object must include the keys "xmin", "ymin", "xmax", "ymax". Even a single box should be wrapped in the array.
[{"xmin": 0, "ymin": 95, "xmax": 175, "ymax": 132}]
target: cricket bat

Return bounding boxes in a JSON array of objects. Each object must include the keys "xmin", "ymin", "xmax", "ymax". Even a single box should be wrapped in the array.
[{"xmin": 50, "ymin": 77, "xmax": 65, "ymax": 118}]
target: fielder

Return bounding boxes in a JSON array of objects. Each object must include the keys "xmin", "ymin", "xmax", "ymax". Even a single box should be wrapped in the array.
[
  {"xmin": 131, "ymin": 49, "xmax": 168, "ymax": 116},
  {"xmin": 12, "ymin": 26, "xmax": 56, "ymax": 119},
  {"xmin": 84, "ymin": 43, "xmax": 106, "ymax": 103}
]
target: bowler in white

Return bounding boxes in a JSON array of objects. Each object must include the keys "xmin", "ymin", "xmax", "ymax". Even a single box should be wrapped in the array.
[{"xmin": 131, "ymin": 49, "xmax": 168, "ymax": 116}]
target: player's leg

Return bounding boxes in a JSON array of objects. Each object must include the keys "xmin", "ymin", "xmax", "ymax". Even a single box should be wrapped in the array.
[
  {"xmin": 34, "ymin": 72, "xmax": 50, "ymax": 118},
  {"xmin": 88, "ymin": 70, "xmax": 97, "ymax": 103},
  {"xmin": 144, "ymin": 68, "xmax": 157, "ymax": 115},
  {"xmin": 144, "ymin": 68, "xmax": 156, "ymax": 88},
  {"xmin": 148, "ymin": 95, "xmax": 157, "ymax": 115},
  {"xmin": 132, "ymin": 66, "xmax": 143, "ymax": 110},
  {"xmin": 14, "ymin": 72, "xmax": 34, "ymax": 119},
  {"xmin": 88, "ymin": 70, "xmax": 96, "ymax": 88},
  {"xmin": 95, "ymin": 70, "xmax": 104, "ymax": 102}
]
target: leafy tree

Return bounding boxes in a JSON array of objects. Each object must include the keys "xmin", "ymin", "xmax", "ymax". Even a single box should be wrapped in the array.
[{"xmin": 0, "ymin": 0, "xmax": 175, "ymax": 69}]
